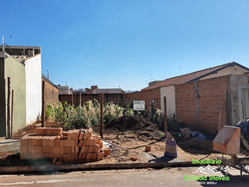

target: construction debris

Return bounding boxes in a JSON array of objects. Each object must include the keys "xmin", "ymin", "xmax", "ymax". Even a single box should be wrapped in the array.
[
  {"xmin": 145, "ymin": 145, "xmax": 151, "ymax": 152},
  {"xmin": 19, "ymin": 127, "xmax": 110, "ymax": 162}
]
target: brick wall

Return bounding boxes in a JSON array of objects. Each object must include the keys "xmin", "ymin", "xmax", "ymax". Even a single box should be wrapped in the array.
[
  {"xmin": 123, "ymin": 88, "xmax": 161, "ymax": 111},
  {"xmin": 59, "ymin": 94, "xmax": 123, "ymax": 106},
  {"xmin": 176, "ymin": 76, "xmax": 229, "ymax": 133},
  {"xmin": 42, "ymin": 78, "xmax": 59, "ymax": 106},
  {"xmin": 59, "ymin": 88, "xmax": 161, "ymax": 112}
]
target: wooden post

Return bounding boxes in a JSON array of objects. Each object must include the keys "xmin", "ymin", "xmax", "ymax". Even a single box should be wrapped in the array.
[
  {"xmin": 11, "ymin": 89, "xmax": 14, "ymax": 139},
  {"xmin": 80, "ymin": 91, "xmax": 81, "ymax": 106},
  {"xmin": 100, "ymin": 93, "xmax": 103, "ymax": 138},
  {"xmin": 42, "ymin": 81, "xmax": 45, "ymax": 127},
  {"xmin": 164, "ymin": 96, "xmax": 167, "ymax": 133},
  {"xmin": 72, "ymin": 93, "xmax": 74, "ymax": 106},
  {"xmin": 218, "ymin": 103, "xmax": 222, "ymax": 132},
  {"xmin": 7, "ymin": 77, "xmax": 11, "ymax": 138}
]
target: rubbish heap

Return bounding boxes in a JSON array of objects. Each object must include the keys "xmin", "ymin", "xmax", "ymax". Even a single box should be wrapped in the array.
[{"xmin": 20, "ymin": 127, "xmax": 110, "ymax": 162}]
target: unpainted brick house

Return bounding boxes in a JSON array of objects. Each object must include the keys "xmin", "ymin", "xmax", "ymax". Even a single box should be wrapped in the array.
[{"xmin": 142, "ymin": 62, "xmax": 249, "ymax": 132}]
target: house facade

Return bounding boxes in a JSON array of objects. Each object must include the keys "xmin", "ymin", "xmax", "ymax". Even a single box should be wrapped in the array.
[{"xmin": 143, "ymin": 62, "xmax": 249, "ymax": 132}]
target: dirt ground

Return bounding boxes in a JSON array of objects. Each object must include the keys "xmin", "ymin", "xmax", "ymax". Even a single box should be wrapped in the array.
[{"xmin": 0, "ymin": 121, "xmax": 230, "ymax": 167}]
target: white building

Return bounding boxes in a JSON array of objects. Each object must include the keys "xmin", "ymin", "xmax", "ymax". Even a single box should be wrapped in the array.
[{"xmin": 10, "ymin": 46, "xmax": 42, "ymax": 125}]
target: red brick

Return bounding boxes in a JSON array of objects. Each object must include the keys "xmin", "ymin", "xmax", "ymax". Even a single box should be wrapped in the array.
[
  {"xmin": 28, "ymin": 146, "xmax": 36, "ymax": 153},
  {"xmin": 80, "ymin": 146, "xmax": 85, "ymax": 153},
  {"xmin": 97, "ymin": 152, "xmax": 104, "ymax": 160},
  {"xmin": 64, "ymin": 146, "xmax": 71, "ymax": 154},
  {"xmin": 85, "ymin": 146, "xmax": 90, "ymax": 153},
  {"xmin": 92, "ymin": 153, "xmax": 98, "ymax": 160},
  {"xmin": 104, "ymin": 148, "xmax": 110, "ymax": 157},
  {"xmin": 82, "ymin": 153, "xmax": 87, "ymax": 160},
  {"xmin": 145, "ymin": 145, "xmax": 151, "ymax": 152},
  {"xmin": 53, "ymin": 147, "xmax": 62, "ymax": 154},
  {"xmin": 20, "ymin": 153, "xmax": 30, "ymax": 160},
  {"xmin": 42, "ymin": 146, "xmax": 50, "ymax": 153},
  {"xmin": 20, "ymin": 146, "xmax": 28, "ymax": 153},
  {"xmin": 95, "ymin": 144, "xmax": 100, "ymax": 153},
  {"xmin": 35, "ymin": 146, "xmax": 43, "ymax": 153}
]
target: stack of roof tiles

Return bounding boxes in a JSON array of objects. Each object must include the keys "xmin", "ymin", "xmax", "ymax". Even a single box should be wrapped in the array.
[{"xmin": 20, "ymin": 127, "xmax": 109, "ymax": 162}]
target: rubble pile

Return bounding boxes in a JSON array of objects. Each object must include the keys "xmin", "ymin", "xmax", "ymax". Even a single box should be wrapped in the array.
[{"xmin": 20, "ymin": 127, "xmax": 109, "ymax": 162}]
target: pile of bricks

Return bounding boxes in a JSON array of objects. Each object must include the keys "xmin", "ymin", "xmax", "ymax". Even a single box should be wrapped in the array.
[{"xmin": 20, "ymin": 127, "xmax": 110, "ymax": 162}]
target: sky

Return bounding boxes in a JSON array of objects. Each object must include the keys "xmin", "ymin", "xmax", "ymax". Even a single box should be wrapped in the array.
[{"xmin": 0, "ymin": 0, "xmax": 249, "ymax": 91}]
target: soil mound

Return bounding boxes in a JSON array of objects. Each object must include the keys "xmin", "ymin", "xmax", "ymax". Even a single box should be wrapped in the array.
[{"xmin": 105, "ymin": 115, "xmax": 159, "ymax": 132}]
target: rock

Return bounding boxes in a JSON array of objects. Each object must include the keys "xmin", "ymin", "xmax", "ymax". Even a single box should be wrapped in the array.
[
  {"xmin": 125, "ymin": 134, "xmax": 137, "ymax": 139},
  {"xmin": 139, "ymin": 131, "xmax": 150, "ymax": 137},
  {"xmin": 130, "ymin": 157, "xmax": 138, "ymax": 161}
]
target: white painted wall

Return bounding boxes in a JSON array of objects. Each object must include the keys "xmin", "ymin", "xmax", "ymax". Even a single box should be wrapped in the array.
[
  {"xmin": 160, "ymin": 85, "xmax": 176, "ymax": 116},
  {"xmin": 25, "ymin": 54, "xmax": 42, "ymax": 125},
  {"xmin": 200, "ymin": 66, "xmax": 245, "ymax": 80}
]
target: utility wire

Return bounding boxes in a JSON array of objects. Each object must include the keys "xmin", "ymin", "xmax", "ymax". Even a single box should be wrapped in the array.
[
  {"xmin": 50, "ymin": 75, "xmax": 147, "ymax": 85},
  {"xmin": 0, "ymin": 18, "xmax": 18, "ymax": 45},
  {"xmin": 52, "ymin": 78, "xmax": 143, "ymax": 88}
]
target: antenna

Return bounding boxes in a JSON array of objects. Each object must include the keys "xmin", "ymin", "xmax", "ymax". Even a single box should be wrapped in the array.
[
  {"xmin": 47, "ymin": 70, "xmax": 49, "ymax": 80},
  {"xmin": 2, "ymin": 35, "xmax": 4, "ymax": 52}
]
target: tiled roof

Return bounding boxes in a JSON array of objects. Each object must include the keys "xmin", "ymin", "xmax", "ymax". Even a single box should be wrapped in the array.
[{"xmin": 142, "ymin": 62, "xmax": 248, "ymax": 91}]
